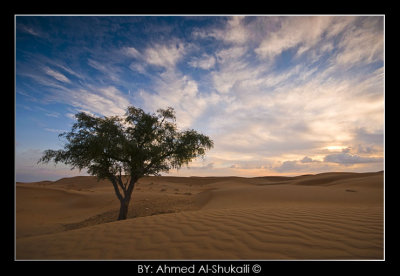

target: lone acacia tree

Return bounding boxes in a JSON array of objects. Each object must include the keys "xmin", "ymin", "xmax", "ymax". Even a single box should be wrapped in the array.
[{"xmin": 38, "ymin": 106, "xmax": 213, "ymax": 220}]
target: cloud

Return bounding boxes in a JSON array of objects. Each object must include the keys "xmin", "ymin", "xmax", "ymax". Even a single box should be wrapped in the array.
[
  {"xmin": 33, "ymin": 106, "xmax": 61, "ymax": 118},
  {"xmin": 65, "ymin": 113, "xmax": 76, "ymax": 120},
  {"xmin": 356, "ymin": 144, "xmax": 377, "ymax": 154},
  {"xmin": 67, "ymin": 86, "xmax": 130, "ymax": 117},
  {"xmin": 219, "ymin": 16, "xmax": 249, "ymax": 44},
  {"xmin": 273, "ymin": 150, "xmax": 383, "ymax": 173},
  {"xmin": 216, "ymin": 46, "xmax": 248, "ymax": 63},
  {"xmin": 21, "ymin": 61, "xmax": 131, "ymax": 118},
  {"xmin": 45, "ymin": 112, "xmax": 60, "ymax": 118},
  {"xmin": 323, "ymin": 152, "xmax": 382, "ymax": 164},
  {"xmin": 139, "ymin": 70, "xmax": 213, "ymax": 129},
  {"xmin": 19, "ymin": 24, "xmax": 42, "ymax": 37},
  {"xmin": 271, "ymin": 155, "xmax": 383, "ymax": 173},
  {"xmin": 335, "ymin": 17, "xmax": 383, "ymax": 66},
  {"xmin": 43, "ymin": 67, "xmax": 71, "ymax": 83},
  {"xmin": 274, "ymin": 160, "xmax": 304, "ymax": 173},
  {"xmin": 188, "ymin": 54, "xmax": 216, "ymax": 70},
  {"xmin": 354, "ymin": 127, "xmax": 384, "ymax": 145},
  {"xmin": 87, "ymin": 58, "xmax": 122, "ymax": 82},
  {"xmin": 44, "ymin": 128, "xmax": 66, "ymax": 133},
  {"xmin": 192, "ymin": 16, "xmax": 249, "ymax": 45},
  {"xmin": 300, "ymin": 156, "xmax": 319, "ymax": 163},
  {"xmin": 144, "ymin": 42, "xmax": 186, "ymax": 69},
  {"xmin": 129, "ymin": 62, "xmax": 147, "ymax": 74},
  {"xmin": 211, "ymin": 46, "xmax": 256, "ymax": 93},
  {"xmin": 122, "ymin": 46, "xmax": 142, "ymax": 59},
  {"xmin": 187, "ymin": 163, "xmax": 214, "ymax": 170},
  {"xmin": 254, "ymin": 16, "xmax": 334, "ymax": 59},
  {"xmin": 87, "ymin": 58, "xmax": 108, "ymax": 72}
]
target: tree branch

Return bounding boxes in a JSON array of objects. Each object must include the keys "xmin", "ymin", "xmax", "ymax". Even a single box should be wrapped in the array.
[
  {"xmin": 117, "ymin": 168, "xmax": 127, "ymax": 197},
  {"xmin": 159, "ymin": 115, "xmax": 166, "ymax": 127},
  {"xmin": 126, "ymin": 175, "xmax": 139, "ymax": 201},
  {"xmin": 123, "ymin": 175, "xmax": 130, "ymax": 190},
  {"xmin": 143, "ymin": 150, "xmax": 174, "ymax": 174},
  {"xmin": 109, "ymin": 177, "xmax": 123, "ymax": 202},
  {"xmin": 105, "ymin": 152, "xmax": 130, "ymax": 164}
]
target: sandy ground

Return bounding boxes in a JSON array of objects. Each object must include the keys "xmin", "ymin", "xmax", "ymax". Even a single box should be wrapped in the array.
[{"xmin": 16, "ymin": 171, "xmax": 384, "ymax": 260}]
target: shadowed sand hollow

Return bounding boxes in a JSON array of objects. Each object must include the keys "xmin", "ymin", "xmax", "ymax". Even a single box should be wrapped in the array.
[{"xmin": 16, "ymin": 171, "xmax": 384, "ymax": 260}]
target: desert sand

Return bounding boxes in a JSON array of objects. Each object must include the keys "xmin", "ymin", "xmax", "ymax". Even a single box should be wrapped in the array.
[{"xmin": 16, "ymin": 171, "xmax": 384, "ymax": 260}]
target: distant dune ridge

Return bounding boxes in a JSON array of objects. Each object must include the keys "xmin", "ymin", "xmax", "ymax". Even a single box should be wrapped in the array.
[{"xmin": 16, "ymin": 171, "xmax": 384, "ymax": 260}]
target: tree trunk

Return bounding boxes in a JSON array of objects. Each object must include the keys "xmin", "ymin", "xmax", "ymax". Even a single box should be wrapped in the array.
[
  {"xmin": 116, "ymin": 176, "xmax": 138, "ymax": 220},
  {"xmin": 118, "ymin": 199, "xmax": 130, "ymax": 220}
]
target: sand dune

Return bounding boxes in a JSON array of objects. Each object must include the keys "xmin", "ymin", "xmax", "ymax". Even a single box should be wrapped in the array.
[{"xmin": 16, "ymin": 171, "xmax": 384, "ymax": 260}]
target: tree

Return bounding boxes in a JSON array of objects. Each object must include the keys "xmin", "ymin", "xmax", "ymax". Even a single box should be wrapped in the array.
[{"xmin": 38, "ymin": 106, "xmax": 213, "ymax": 220}]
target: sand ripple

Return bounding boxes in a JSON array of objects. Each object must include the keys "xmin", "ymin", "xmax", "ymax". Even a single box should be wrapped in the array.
[{"xmin": 17, "ymin": 205, "xmax": 383, "ymax": 260}]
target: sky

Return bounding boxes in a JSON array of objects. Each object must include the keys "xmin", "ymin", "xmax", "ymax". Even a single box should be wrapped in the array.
[{"xmin": 15, "ymin": 15, "xmax": 384, "ymax": 182}]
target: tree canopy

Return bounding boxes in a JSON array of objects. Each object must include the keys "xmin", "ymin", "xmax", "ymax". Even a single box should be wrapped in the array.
[{"xmin": 39, "ymin": 106, "xmax": 213, "ymax": 220}]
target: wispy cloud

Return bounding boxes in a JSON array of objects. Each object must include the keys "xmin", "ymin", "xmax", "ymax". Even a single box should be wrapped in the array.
[
  {"xmin": 43, "ymin": 66, "xmax": 71, "ymax": 83},
  {"xmin": 18, "ymin": 24, "xmax": 42, "ymax": 37},
  {"xmin": 87, "ymin": 58, "xmax": 122, "ymax": 82},
  {"xmin": 45, "ymin": 112, "xmax": 60, "ymax": 118},
  {"xmin": 144, "ymin": 41, "xmax": 186, "ymax": 69},
  {"xmin": 139, "ymin": 69, "xmax": 212, "ymax": 129},
  {"xmin": 216, "ymin": 16, "xmax": 249, "ymax": 45},
  {"xmin": 335, "ymin": 17, "xmax": 383, "ymax": 66},
  {"xmin": 122, "ymin": 46, "xmax": 142, "ymax": 59},
  {"xmin": 188, "ymin": 53, "xmax": 216, "ymax": 70},
  {"xmin": 44, "ymin": 128, "xmax": 66, "ymax": 133},
  {"xmin": 254, "ymin": 16, "xmax": 354, "ymax": 60},
  {"xmin": 66, "ymin": 86, "xmax": 130, "ymax": 117}
]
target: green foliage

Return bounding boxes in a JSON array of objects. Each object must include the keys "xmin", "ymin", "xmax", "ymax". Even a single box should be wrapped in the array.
[{"xmin": 38, "ymin": 106, "xmax": 214, "ymax": 180}]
